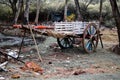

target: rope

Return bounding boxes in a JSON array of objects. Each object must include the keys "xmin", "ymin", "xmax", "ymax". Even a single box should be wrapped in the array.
[{"xmin": 29, "ymin": 24, "xmax": 42, "ymax": 62}]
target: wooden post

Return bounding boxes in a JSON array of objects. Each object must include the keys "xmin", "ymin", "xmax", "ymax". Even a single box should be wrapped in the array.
[
  {"xmin": 99, "ymin": 0, "xmax": 103, "ymax": 28},
  {"xmin": 99, "ymin": 0, "xmax": 104, "ymax": 48}
]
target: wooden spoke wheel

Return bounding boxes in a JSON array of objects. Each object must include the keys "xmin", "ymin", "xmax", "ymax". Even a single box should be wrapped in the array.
[
  {"xmin": 82, "ymin": 23, "xmax": 99, "ymax": 53},
  {"xmin": 57, "ymin": 37, "xmax": 74, "ymax": 49}
]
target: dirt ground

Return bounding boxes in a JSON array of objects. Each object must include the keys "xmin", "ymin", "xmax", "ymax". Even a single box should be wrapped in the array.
[{"xmin": 0, "ymin": 28, "xmax": 120, "ymax": 80}]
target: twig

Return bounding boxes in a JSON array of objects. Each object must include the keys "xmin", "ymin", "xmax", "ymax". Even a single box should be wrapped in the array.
[{"xmin": 0, "ymin": 51, "xmax": 25, "ymax": 64}]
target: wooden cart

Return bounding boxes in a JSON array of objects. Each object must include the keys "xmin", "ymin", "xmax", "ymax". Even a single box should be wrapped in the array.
[
  {"xmin": 12, "ymin": 21, "xmax": 100, "ymax": 53},
  {"xmin": 54, "ymin": 21, "xmax": 99, "ymax": 53},
  {"xmin": 0, "ymin": 21, "xmax": 102, "ymax": 65}
]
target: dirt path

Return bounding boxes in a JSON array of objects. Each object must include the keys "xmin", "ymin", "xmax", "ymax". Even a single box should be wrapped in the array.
[{"xmin": 0, "ymin": 29, "xmax": 120, "ymax": 80}]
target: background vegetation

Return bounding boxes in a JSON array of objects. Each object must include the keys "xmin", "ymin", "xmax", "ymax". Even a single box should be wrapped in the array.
[{"xmin": 0, "ymin": 0, "xmax": 120, "ymax": 28}]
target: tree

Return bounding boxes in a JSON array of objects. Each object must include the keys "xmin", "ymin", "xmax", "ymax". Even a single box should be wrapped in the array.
[
  {"xmin": 34, "ymin": 0, "xmax": 41, "ymax": 25},
  {"xmin": 24, "ymin": 0, "xmax": 30, "ymax": 24},
  {"xmin": 0, "ymin": 0, "xmax": 18, "ymax": 18},
  {"xmin": 13, "ymin": 0, "xmax": 23, "ymax": 24},
  {"xmin": 64, "ymin": 0, "xmax": 68, "ymax": 21},
  {"xmin": 81, "ymin": 0, "xmax": 93, "ymax": 10},
  {"xmin": 79, "ymin": 0, "xmax": 93, "ymax": 21},
  {"xmin": 74, "ymin": 0, "xmax": 82, "ymax": 21},
  {"xmin": 109, "ymin": 0, "xmax": 120, "ymax": 53},
  {"xmin": 9, "ymin": 0, "xmax": 18, "ymax": 18}
]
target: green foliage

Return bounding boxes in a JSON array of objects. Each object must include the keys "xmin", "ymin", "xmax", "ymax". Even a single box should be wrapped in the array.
[
  {"xmin": 104, "ymin": 18, "xmax": 116, "ymax": 28},
  {"xmin": 87, "ymin": 0, "xmax": 117, "ymax": 27},
  {"xmin": 0, "ymin": 4, "xmax": 11, "ymax": 21}
]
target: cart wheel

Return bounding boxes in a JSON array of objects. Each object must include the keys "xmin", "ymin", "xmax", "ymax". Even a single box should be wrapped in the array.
[
  {"xmin": 83, "ymin": 23, "xmax": 99, "ymax": 53},
  {"xmin": 57, "ymin": 37, "xmax": 74, "ymax": 49}
]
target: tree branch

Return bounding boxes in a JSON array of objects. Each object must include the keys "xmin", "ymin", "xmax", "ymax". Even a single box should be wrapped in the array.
[
  {"xmin": 0, "ymin": 1, "xmax": 11, "ymax": 7},
  {"xmin": 86, "ymin": 0, "xmax": 93, "ymax": 8}
]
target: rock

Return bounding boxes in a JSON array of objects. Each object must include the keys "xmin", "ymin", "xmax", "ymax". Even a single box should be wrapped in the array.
[
  {"xmin": 0, "ymin": 61, "xmax": 8, "ymax": 72},
  {"xmin": 49, "ymin": 43, "xmax": 58, "ymax": 48},
  {"xmin": 73, "ymin": 69, "xmax": 86, "ymax": 75},
  {"xmin": 7, "ymin": 49, "xmax": 19, "ymax": 59},
  {"xmin": 109, "ymin": 45, "xmax": 120, "ymax": 54},
  {"xmin": 29, "ymin": 48, "xmax": 37, "ymax": 54},
  {"xmin": 48, "ymin": 61, "xmax": 52, "ymax": 64},
  {"xmin": 0, "ymin": 75, "xmax": 5, "ymax": 80}
]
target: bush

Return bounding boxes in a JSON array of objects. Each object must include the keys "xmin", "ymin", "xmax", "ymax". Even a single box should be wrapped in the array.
[
  {"xmin": 0, "ymin": 0, "xmax": 119, "ymax": 28},
  {"xmin": 0, "ymin": 5, "xmax": 11, "ymax": 22}
]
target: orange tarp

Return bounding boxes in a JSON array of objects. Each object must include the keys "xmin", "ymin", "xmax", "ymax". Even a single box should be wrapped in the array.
[{"xmin": 34, "ymin": 25, "xmax": 47, "ymax": 29}]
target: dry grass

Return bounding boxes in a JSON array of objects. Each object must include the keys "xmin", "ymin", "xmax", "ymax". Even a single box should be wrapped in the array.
[{"xmin": 101, "ymin": 28, "xmax": 118, "ymax": 43}]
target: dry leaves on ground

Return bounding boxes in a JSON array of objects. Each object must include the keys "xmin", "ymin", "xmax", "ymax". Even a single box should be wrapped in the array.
[
  {"xmin": 11, "ymin": 73, "xmax": 21, "ymax": 79},
  {"xmin": 20, "ymin": 61, "xmax": 43, "ymax": 74}
]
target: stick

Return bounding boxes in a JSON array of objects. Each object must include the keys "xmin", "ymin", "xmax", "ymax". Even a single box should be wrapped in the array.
[
  {"xmin": 99, "ymin": 0, "xmax": 104, "ymax": 48},
  {"xmin": 18, "ymin": 29, "xmax": 26, "ymax": 58},
  {"xmin": 0, "ymin": 51, "xmax": 25, "ymax": 64},
  {"xmin": 0, "ymin": 61, "xmax": 8, "ymax": 68},
  {"xmin": 29, "ymin": 25, "xmax": 42, "ymax": 62},
  {"xmin": 99, "ymin": 33, "xmax": 104, "ymax": 48}
]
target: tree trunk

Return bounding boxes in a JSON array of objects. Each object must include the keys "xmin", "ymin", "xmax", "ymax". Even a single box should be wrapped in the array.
[
  {"xmin": 24, "ymin": 0, "xmax": 30, "ymax": 25},
  {"xmin": 109, "ymin": 0, "xmax": 120, "ymax": 47},
  {"xmin": 34, "ymin": 0, "xmax": 41, "ymax": 25},
  {"xmin": 64, "ymin": 0, "xmax": 68, "ymax": 21},
  {"xmin": 9, "ymin": 0, "xmax": 18, "ymax": 19},
  {"xmin": 74, "ymin": 0, "xmax": 82, "ymax": 21},
  {"xmin": 99, "ymin": 0, "xmax": 103, "ymax": 28},
  {"xmin": 13, "ymin": 0, "xmax": 23, "ymax": 24}
]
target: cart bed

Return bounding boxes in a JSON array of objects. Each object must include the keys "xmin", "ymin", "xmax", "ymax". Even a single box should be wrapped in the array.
[{"xmin": 54, "ymin": 22, "xmax": 89, "ymax": 35}]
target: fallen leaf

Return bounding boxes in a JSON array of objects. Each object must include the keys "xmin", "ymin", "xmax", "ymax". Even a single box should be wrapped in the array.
[
  {"xmin": 21, "ymin": 61, "xmax": 43, "ymax": 73},
  {"xmin": 20, "ymin": 66, "xmax": 28, "ymax": 71},
  {"xmin": 11, "ymin": 73, "xmax": 20, "ymax": 79}
]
